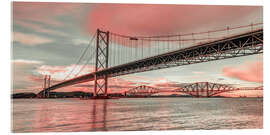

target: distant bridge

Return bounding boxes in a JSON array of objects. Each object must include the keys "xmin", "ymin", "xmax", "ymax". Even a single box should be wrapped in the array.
[
  {"xmin": 37, "ymin": 23, "xmax": 263, "ymax": 98},
  {"xmin": 124, "ymin": 82, "xmax": 263, "ymax": 97}
]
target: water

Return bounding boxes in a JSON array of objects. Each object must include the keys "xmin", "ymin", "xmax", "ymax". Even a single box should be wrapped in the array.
[{"xmin": 12, "ymin": 98, "xmax": 263, "ymax": 132}]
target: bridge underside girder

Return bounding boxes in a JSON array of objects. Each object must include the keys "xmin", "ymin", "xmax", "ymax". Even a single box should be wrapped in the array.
[{"xmin": 103, "ymin": 29, "xmax": 263, "ymax": 77}]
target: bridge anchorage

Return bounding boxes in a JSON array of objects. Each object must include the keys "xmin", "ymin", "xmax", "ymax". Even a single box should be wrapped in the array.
[{"xmin": 124, "ymin": 82, "xmax": 263, "ymax": 98}]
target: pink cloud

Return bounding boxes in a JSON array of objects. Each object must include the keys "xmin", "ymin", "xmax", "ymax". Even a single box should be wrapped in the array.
[
  {"xmin": 192, "ymin": 71, "xmax": 205, "ymax": 75},
  {"xmin": 13, "ymin": 32, "xmax": 53, "ymax": 45},
  {"xmin": 108, "ymin": 77, "xmax": 138, "ymax": 92},
  {"xmin": 12, "ymin": 60, "xmax": 174, "ymax": 93},
  {"xmin": 123, "ymin": 75, "xmax": 156, "ymax": 83},
  {"xmin": 41, "ymin": 77, "xmax": 139, "ymax": 93},
  {"xmin": 120, "ymin": 76, "xmax": 182, "ymax": 90},
  {"xmin": 109, "ymin": 77, "xmax": 135, "ymax": 86},
  {"xmin": 223, "ymin": 61, "xmax": 263, "ymax": 83},
  {"xmin": 13, "ymin": 59, "xmax": 43, "ymax": 65},
  {"xmin": 85, "ymin": 4, "xmax": 259, "ymax": 36},
  {"xmin": 151, "ymin": 77, "xmax": 183, "ymax": 90},
  {"xmin": 32, "ymin": 64, "xmax": 150, "ymax": 93},
  {"xmin": 36, "ymin": 64, "xmax": 95, "ymax": 81}
]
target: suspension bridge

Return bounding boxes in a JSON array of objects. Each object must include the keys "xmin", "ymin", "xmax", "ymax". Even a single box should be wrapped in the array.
[
  {"xmin": 37, "ymin": 23, "xmax": 263, "ymax": 98},
  {"xmin": 124, "ymin": 82, "xmax": 263, "ymax": 97}
]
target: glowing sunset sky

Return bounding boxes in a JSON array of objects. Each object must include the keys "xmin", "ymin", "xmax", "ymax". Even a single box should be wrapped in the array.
[{"xmin": 12, "ymin": 2, "xmax": 263, "ymax": 96}]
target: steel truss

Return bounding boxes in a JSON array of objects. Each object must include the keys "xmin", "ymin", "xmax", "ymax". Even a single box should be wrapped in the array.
[
  {"xmin": 125, "ymin": 83, "xmax": 263, "ymax": 97},
  {"xmin": 177, "ymin": 82, "xmax": 263, "ymax": 97},
  {"xmin": 126, "ymin": 85, "xmax": 160, "ymax": 96},
  {"xmin": 94, "ymin": 29, "xmax": 110, "ymax": 96},
  {"xmin": 175, "ymin": 82, "xmax": 236, "ymax": 97}
]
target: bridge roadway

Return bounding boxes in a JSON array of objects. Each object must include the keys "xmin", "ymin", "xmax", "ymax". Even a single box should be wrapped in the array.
[{"xmin": 38, "ymin": 29, "xmax": 263, "ymax": 95}]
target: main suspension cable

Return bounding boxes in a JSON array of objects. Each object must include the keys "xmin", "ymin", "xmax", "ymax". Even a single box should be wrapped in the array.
[{"xmin": 63, "ymin": 32, "xmax": 97, "ymax": 81}]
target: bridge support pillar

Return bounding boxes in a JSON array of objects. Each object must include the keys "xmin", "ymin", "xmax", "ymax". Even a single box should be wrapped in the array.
[{"xmin": 93, "ymin": 29, "xmax": 110, "ymax": 98}]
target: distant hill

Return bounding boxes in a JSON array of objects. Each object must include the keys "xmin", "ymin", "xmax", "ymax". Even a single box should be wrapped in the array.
[
  {"xmin": 11, "ymin": 91, "xmax": 93, "ymax": 99},
  {"xmin": 12, "ymin": 92, "xmax": 37, "ymax": 98}
]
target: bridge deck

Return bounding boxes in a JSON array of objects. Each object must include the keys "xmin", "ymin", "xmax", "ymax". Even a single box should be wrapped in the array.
[{"xmin": 38, "ymin": 29, "xmax": 263, "ymax": 94}]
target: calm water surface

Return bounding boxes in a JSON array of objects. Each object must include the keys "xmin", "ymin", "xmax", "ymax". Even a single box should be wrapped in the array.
[{"xmin": 12, "ymin": 98, "xmax": 263, "ymax": 132}]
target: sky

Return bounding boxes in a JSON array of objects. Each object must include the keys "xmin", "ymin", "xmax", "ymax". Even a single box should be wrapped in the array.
[{"xmin": 12, "ymin": 2, "xmax": 263, "ymax": 96}]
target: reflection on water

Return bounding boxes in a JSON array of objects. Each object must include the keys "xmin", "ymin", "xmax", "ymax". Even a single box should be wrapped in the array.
[{"xmin": 12, "ymin": 98, "xmax": 263, "ymax": 132}]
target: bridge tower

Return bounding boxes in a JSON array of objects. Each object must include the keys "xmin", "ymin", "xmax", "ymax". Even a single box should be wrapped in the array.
[
  {"xmin": 46, "ymin": 75, "xmax": 51, "ymax": 98},
  {"xmin": 42, "ymin": 75, "xmax": 47, "ymax": 98},
  {"xmin": 94, "ymin": 29, "xmax": 110, "ymax": 97},
  {"xmin": 42, "ymin": 75, "xmax": 51, "ymax": 98}
]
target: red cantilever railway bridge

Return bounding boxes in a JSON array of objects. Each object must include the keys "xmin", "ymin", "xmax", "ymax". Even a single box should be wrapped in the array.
[
  {"xmin": 37, "ymin": 23, "xmax": 263, "ymax": 97},
  {"xmin": 124, "ymin": 82, "xmax": 263, "ymax": 97}
]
